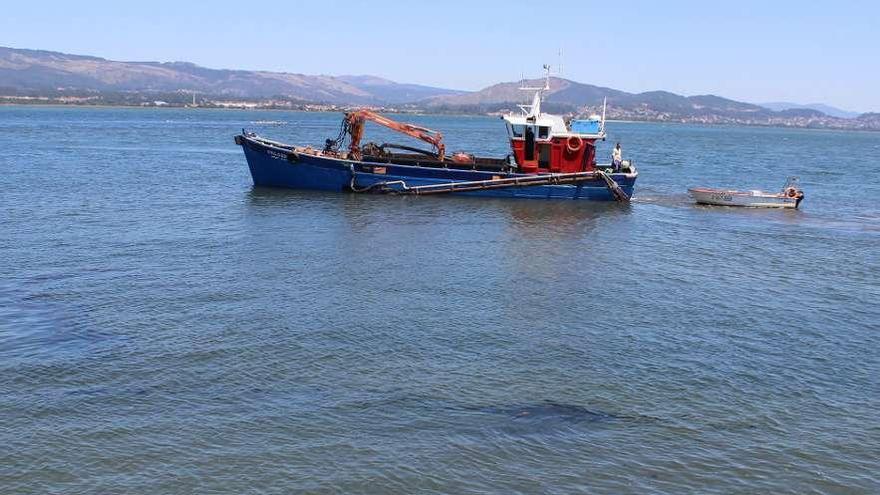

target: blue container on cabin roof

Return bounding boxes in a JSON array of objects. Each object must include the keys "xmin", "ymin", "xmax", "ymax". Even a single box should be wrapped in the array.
[{"xmin": 570, "ymin": 119, "xmax": 601, "ymax": 134}]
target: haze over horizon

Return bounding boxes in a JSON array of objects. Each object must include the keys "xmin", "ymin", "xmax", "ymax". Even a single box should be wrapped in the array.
[{"xmin": 2, "ymin": 0, "xmax": 877, "ymax": 113}]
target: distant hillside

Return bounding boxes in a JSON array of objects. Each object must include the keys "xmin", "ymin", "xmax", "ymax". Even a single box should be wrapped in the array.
[
  {"xmin": 423, "ymin": 77, "xmax": 628, "ymax": 110},
  {"xmin": 1, "ymin": 46, "xmax": 877, "ymax": 131},
  {"xmin": 337, "ymin": 75, "xmax": 465, "ymax": 104},
  {"xmin": 0, "ymin": 46, "xmax": 459, "ymax": 104},
  {"xmin": 422, "ymin": 78, "xmax": 878, "ymax": 130},
  {"xmin": 855, "ymin": 113, "xmax": 880, "ymax": 126},
  {"xmin": 426, "ymin": 77, "xmax": 772, "ymax": 119},
  {"xmin": 760, "ymin": 102, "xmax": 860, "ymax": 119}
]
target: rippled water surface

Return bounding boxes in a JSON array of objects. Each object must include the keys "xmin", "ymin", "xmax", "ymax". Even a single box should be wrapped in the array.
[{"xmin": 1, "ymin": 107, "xmax": 879, "ymax": 494}]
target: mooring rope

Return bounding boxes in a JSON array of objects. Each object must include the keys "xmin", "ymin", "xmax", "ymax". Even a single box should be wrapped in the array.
[{"xmin": 597, "ymin": 171, "xmax": 630, "ymax": 202}]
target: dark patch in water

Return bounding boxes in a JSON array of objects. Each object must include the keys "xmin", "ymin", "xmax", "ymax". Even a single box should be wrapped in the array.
[
  {"xmin": 64, "ymin": 387, "xmax": 111, "ymax": 397},
  {"xmin": 447, "ymin": 401, "xmax": 662, "ymax": 436},
  {"xmin": 509, "ymin": 402, "xmax": 617, "ymax": 422},
  {"xmin": 469, "ymin": 401, "xmax": 643, "ymax": 424}
]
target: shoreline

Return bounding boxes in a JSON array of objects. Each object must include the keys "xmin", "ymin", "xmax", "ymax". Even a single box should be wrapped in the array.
[{"xmin": 1, "ymin": 103, "xmax": 877, "ymax": 134}]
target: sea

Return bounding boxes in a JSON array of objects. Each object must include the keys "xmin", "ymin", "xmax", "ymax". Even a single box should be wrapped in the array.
[{"xmin": 1, "ymin": 106, "xmax": 878, "ymax": 494}]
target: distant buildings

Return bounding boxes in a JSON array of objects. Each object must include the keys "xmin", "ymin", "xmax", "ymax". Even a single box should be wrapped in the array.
[{"xmin": 2, "ymin": 93, "xmax": 877, "ymax": 132}]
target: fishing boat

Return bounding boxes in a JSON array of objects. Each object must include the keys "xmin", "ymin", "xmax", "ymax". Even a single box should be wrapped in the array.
[
  {"xmin": 688, "ymin": 178, "xmax": 805, "ymax": 209},
  {"xmin": 234, "ymin": 67, "xmax": 637, "ymax": 202}
]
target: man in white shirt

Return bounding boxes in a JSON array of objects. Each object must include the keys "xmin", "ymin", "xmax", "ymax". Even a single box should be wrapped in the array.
[{"xmin": 611, "ymin": 142, "xmax": 623, "ymax": 171}]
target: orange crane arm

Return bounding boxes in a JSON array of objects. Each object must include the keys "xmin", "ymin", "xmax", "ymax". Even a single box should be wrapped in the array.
[{"xmin": 345, "ymin": 109, "xmax": 446, "ymax": 161}]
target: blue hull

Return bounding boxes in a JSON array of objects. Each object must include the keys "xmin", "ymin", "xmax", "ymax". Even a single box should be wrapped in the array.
[{"xmin": 239, "ymin": 135, "xmax": 636, "ymax": 201}]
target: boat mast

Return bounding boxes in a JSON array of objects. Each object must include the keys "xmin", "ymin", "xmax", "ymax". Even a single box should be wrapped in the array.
[{"xmin": 517, "ymin": 64, "xmax": 551, "ymax": 118}]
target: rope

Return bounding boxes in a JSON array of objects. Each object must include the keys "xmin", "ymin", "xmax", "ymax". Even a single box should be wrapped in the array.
[
  {"xmin": 597, "ymin": 171, "xmax": 630, "ymax": 202},
  {"xmin": 348, "ymin": 164, "xmax": 410, "ymax": 193},
  {"xmin": 325, "ymin": 118, "xmax": 350, "ymax": 153}
]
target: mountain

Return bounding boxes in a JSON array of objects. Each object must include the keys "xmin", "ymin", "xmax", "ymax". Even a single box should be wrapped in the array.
[
  {"xmin": 425, "ymin": 78, "xmax": 772, "ymax": 120},
  {"xmin": 760, "ymin": 102, "xmax": 860, "ymax": 119},
  {"xmin": 0, "ymin": 46, "xmax": 459, "ymax": 104},
  {"xmin": 2, "ymin": 46, "xmax": 877, "ymax": 131},
  {"xmin": 423, "ymin": 80, "xmax": 880, "ymax": 130},
  {"xmin": 424, "ymin": 77, "xmax": 628, "ymax": 109},
  {"xmin": 336, "ymin": 75, "xmax": 464, "ymax": 103},
  {"xmin": 856, "ymin": 113, "xmax": 880, "ymax": 126}
]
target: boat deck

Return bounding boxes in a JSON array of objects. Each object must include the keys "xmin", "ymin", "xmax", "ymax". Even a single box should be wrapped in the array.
[{"xmin": 363, "ymin": 153, "xmax": 512, "ymax": 172}]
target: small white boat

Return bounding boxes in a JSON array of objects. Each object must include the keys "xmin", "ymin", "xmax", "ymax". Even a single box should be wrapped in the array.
[{"xmin": 689, "ymin": 177, "xmax": 804, "ymax": 209}]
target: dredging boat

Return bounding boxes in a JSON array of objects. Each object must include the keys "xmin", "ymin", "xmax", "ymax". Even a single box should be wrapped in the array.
[
  {"xmin": 234, "ymin": 68, "xmax": 637, "ymax": 201},
  {"xmin": 689, "ymin": 177, "xmax": 805, "ymax": 209}
]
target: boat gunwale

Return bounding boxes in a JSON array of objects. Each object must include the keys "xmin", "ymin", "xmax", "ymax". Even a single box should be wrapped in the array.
[
  {"xmin": 239, "ymin": 133, "xmax": 638, "ymax": 181},
  {"xmin": 688, "ymin": 187, "xmax": 787, "ymax": 199}
]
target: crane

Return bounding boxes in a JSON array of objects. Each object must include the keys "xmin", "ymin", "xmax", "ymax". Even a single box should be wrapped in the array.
[{"xmin": 342, "ymin": 109, "xmax": 446, "ymax": 162}]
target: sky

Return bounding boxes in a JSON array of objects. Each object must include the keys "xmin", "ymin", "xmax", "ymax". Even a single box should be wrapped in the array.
[{"xmin": 2, "ymin": 0, "xmax": 878, "ymax": 112}]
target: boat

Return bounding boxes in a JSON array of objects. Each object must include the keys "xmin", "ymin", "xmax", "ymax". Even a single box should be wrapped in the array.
[
  {"xmin": 688, "ymin": 178, "xmax": 805, "ymax": 209},
  {"xmin": 234, "ymin": 66, "xmax": 637, "ymax": 202}
]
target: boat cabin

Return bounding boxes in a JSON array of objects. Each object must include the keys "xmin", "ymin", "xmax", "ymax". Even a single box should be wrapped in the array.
[{"xmin": 502, "ymin": 71, "xmax": 605, "ymax": 174}]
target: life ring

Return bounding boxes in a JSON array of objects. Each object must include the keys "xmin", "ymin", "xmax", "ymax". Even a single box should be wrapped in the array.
[
  {"xmin": 786, "ymin": 187, "xmax": 798, "ymax": 198},
  {"xmin": 566, "ymin": 135, "xmax": 583, "ymax": 153}
]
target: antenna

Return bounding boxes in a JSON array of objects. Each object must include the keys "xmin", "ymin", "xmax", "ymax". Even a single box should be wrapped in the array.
[
  {"xmin": 601, "ymin": 97, "xmax": 607, "ymax": 135},
  {"xmin": 518, "ymin": 65, "xmax": 551, "ymax": 116},
  {"xmin": 558, "ymin": 48, "xmax": 564, "ymax": 77}
]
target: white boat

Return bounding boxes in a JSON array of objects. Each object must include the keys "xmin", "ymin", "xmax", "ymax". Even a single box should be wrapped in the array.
[{"xmin": 688, "ymin": 177, "xmax": 804, "ymax": 209}]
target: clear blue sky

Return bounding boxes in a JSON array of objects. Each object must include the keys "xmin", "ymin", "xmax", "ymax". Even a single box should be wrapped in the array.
[{"xmin": 2, "ymin": 0, "xmax": 878, "ymax": 112}]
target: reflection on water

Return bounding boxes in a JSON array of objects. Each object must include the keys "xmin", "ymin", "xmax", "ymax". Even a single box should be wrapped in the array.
[
  {"xmin": 501, "ymin": 199, "xmax": 630, "ymax": 235},
  {"xmin": 246, "ymin": 185, "xmax": 327, "ymax": 207},
  {"xmin": 247, "ymin": 185, "xmax": 631, "ymax": 236}
]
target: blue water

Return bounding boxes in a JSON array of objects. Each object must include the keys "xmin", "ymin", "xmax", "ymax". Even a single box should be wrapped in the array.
[{"xmin": 1, "ymin": 106, "xmax": 879, "ymax": 494}]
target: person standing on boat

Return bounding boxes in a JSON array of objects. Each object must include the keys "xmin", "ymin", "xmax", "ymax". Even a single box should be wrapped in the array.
[{"xmin": 611, "ymin": 142, "xmax": 623, "ymax": 171}]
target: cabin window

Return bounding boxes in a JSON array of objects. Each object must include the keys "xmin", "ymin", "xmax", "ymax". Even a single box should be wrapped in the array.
[
  {"xmin": 538, "ymin": 126, "xmax": 550, "ymax": 139},
  {"xmin": 509, "ymin": 124, "xmax": 525, "ymax": 138}
]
